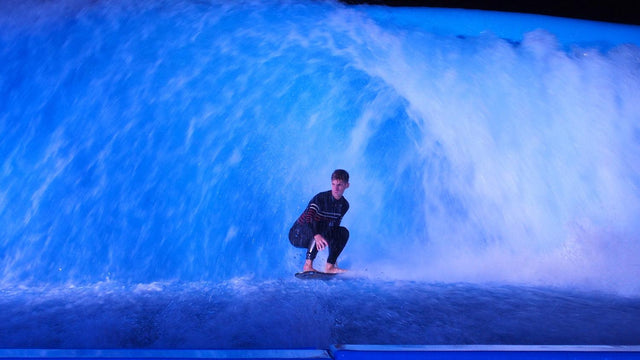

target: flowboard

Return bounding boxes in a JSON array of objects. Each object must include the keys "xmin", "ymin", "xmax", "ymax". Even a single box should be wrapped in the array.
[{"xmin": 294, "ymin": 271, "xmax": 337, "ymax": 280}]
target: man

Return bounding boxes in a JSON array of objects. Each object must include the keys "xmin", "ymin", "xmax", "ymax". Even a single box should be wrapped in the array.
[{"xmin": 289, "ymin": 169, "xmax": 350, "ymax": 274}]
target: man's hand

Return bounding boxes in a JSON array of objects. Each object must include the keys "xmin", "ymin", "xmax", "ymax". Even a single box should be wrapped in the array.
[{"xmin": 314, "ymin": 234, "xmax": 328, "ymax": 251}]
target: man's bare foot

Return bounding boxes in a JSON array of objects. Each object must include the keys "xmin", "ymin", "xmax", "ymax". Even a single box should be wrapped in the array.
[
  {"xmin": 325, "ymin": 263, "xmax": 347, "ymax": 274},
  {"xmin": 303, "ymin": 259, "xmax": 319, "ymax": 273}
]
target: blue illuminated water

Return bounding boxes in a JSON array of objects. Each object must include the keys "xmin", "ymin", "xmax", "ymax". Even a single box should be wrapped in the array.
[
  {"xmin": 1, "ymin": 281, "xmax": 639, "ymax": 348},
  {"xmin": 1, "ymin": 0, "xmax": 639, "ymax": 349}
]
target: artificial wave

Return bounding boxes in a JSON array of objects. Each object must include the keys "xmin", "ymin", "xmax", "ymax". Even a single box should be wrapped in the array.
[{"xmin": 1, "ymin": 0, "xmax": 639, "ymax": 349}]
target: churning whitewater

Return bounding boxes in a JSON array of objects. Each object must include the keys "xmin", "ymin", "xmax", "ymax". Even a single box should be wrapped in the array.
[{"xmin": 2, "ymin": 0, "xmax": 638, "ymax": 292}]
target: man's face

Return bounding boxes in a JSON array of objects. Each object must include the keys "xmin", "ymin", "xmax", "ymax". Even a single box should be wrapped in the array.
[{"xmin": 331, "ymin": 179, "xmax": 349, "ymax": 200}]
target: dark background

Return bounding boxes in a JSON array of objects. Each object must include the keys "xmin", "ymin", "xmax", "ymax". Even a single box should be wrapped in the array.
[{"xmin": 341, "ymin": 0, "xmax": 640, "ymax": 25}]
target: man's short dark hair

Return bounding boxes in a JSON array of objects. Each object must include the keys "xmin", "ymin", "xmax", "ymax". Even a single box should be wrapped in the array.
[{"xmin": 331, "ymin": 169, "xmax": 349, "ymax": 183}]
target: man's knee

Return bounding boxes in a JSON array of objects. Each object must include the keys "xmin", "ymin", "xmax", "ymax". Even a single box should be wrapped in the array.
[
  {"xmin": 289, "ymin": 224, "xmax": 313, "ymax": 248},
  {"xmin": 339, "ymin": 226, "xmax": 349, "ymax": 242}
]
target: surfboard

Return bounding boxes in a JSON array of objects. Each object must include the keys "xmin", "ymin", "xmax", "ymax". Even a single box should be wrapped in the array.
[{"xmin": 294, "ymin": 271, "xmax": 338, "ymax": 280}]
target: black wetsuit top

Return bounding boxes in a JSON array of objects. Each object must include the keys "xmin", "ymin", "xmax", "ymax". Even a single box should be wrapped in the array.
[{"xmin": 294, "ymin": 190, "xmax": 349, "ymax": 236}]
